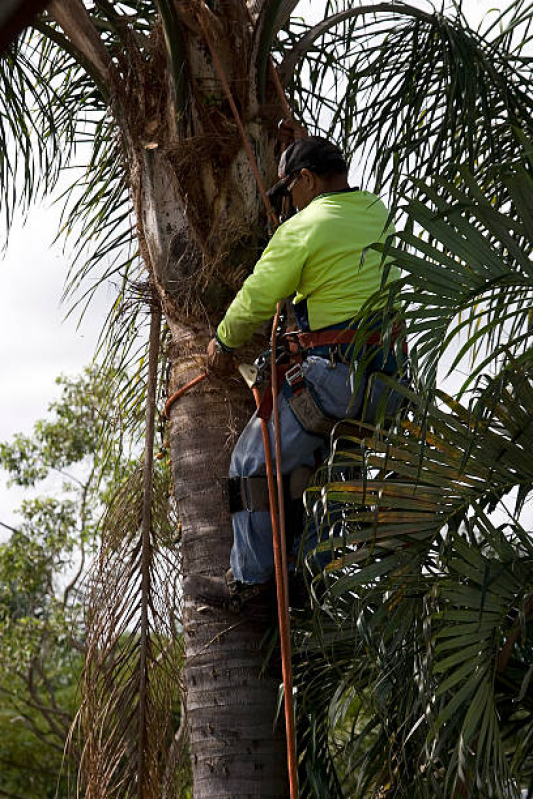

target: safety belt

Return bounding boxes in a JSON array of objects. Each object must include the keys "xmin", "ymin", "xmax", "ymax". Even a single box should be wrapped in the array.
[{"xmin": 226, "ymin": 466, "xmax": 314, "ymax": 514}]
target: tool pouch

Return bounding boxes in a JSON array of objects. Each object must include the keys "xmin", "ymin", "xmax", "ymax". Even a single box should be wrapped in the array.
[
  {"xmin": 286, "ymin": 387, "xmax": 336, "ymax": 437},
  {"xmin": 282, "ymin": 363, "xmax": 337, "ymax": 438}
]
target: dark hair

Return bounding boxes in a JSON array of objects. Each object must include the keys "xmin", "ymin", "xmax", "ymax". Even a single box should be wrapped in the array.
[{"xmin": 309, "ymin": 162, "xmax": 348, "ymax": 179}]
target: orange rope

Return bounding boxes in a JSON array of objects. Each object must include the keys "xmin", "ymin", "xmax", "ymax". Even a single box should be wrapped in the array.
[
  {"xmin": 270, "ymin": 303, "xmax": 298, "ymax": 798},
  {"xmin": 164, "ymin": 372, "xmax": 207, "ymax": 419},
  {"xmin": 269, "ymin": 59, "xmax": 292, "ymax": 118}
]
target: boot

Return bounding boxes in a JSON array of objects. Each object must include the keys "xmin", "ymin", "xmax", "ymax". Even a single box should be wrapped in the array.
[{"xmin": 184, "ymin": 568, "xmax": 271, "ymax": 613}]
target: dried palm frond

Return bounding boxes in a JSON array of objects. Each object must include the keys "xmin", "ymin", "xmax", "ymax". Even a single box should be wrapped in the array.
[
  {"xmin": 76, "ymin": 307, "xmax": 187, "ymax": 798},
  {"xmin": 77, "ymin": 462, "xmax": 185, "ymax": 798}
]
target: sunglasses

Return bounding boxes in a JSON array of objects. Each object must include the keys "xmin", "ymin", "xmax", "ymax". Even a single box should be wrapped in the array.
[{"xmin": 285, "ymin": 172, "xmax": 302, "ymax": 194}]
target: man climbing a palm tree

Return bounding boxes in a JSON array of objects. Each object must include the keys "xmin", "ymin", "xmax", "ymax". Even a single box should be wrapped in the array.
[{"xmin": 185, "ymin": 136, "xmax": 404, "ymax": 610}]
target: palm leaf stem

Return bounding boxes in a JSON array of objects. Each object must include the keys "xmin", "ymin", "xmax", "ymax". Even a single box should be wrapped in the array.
[
  {"xmin": 154, "ymin": 0, "xmax": 187, "ymax": 122},
  {"xmin": 47, "ymin": 0, "xmax": 116, "ymax": 93},
  {"xmin": 279, "ymin": 3, "xmax": 436, "ymax": 85},
  {"xmin": 253, "ymin": 0, "xmax": 298, "ymax": 103},
  {"xmin": 138, "ymin": 297, "xmax": 161, "ymax": 796}
]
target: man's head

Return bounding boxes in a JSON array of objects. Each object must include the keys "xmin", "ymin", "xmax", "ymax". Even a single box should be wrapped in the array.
[{"xmin": 268, "ymin": 137, "xmax": 349, "ymax": 211}]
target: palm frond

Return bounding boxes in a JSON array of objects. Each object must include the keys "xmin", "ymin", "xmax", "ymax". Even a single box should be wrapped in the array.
[
  {"xmin": 76, "ymin": 301, "xmax": 187, "ymax": 797},
  {"xmin": 294, "ymin": 365, "xmax": 533, "ymax": 796},
  {"xmin": 276, "ymin": 1, "xmax": 533, "ymax": 208},
  {"xmin": 77, "ymin": 463, "xmax": 185, "ymax": 798},
  {"xmin": 0, "ymin": 27, "xmax": 80, "ymax": 238},
  {"xmin": 353, "ymin": 156, "xmax": 533, "ymax": 391}
]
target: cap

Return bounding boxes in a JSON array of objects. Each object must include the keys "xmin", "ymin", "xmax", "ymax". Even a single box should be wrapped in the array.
[{"xmin": 267, "ymin": 137, "xmax": 347, "ymax": 201}]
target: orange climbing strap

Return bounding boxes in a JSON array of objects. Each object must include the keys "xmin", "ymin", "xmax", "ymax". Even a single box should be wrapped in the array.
[{"xmin": 164, "ymin": 372, "xmax": 207, "ymax": 419}]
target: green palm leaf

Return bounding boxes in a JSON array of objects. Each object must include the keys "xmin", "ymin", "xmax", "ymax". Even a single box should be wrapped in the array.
[
  {"xmin": 295, "ymin": 365, "xmax": 533, "ymax": 796},
  {"xmin": 361, "ymin": 157, "xmax": 533, "ymax": 389},
  {"xmin": 276, "ymin": 1, "xmax": 533, "ymax": 207}
]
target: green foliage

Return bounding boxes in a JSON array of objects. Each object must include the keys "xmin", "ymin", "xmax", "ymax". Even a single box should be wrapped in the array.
[
  {"xmin": 294, "ymin": 155, "xmax": 533, "ymax": 796},
  {"xmin": 368, "ymin": 156, "xmax": 533, "ymax": 390},
  {"xmin": 278, "ymin": 1, "xmax": 533, "ymax": 210},
  {"xmin": 0, "ymin": 365, "xmax": 190, "ymax": 797},
  {"xmin": 0, "ymin": 367, "xmax": 138, "ymax": 797},
  {"xmin": 0, "ymin": 653, "xmax": 82, "ymax": 799}
]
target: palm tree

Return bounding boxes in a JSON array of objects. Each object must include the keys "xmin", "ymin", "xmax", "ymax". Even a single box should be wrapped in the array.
[{"xmin": 2, "ymin": 1, "xmax": 533, "ymax": 795}]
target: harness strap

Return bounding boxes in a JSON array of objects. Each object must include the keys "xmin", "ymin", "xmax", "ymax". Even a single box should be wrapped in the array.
[
  {"xmin": 226, "ymin": 466, "xmax": 314, "ymax": 514},
  {"xmin": 288, "ymin": 321, "xmax": 407, "ymax": 354}
]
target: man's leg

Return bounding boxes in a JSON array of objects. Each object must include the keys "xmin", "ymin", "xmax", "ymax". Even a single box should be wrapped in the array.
[
  {"xmin": 183, "ymin": 388, "xmax": 324, "ymax": 610},
  {"xmin": 229, "ymin": 389, "xmax": 325, "ymax": 585}
]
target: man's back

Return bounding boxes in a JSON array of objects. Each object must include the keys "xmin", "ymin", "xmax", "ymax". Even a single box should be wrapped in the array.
[
  {"xmin": 288, "ymin": 188, "xmax": 397, "ymax": 329},
  {"xmin": 218, "ymin": 188, "xmax": 397, "ymax": 348}
]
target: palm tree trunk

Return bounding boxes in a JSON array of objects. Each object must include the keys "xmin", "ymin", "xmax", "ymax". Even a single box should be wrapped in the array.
[
  {"xmin": 129, "ymin": 40, "xmax": 287, "ymax": 792},
  {"xmin": 167, "ymin": 328, "xmax": 288, "ymax": 797}
]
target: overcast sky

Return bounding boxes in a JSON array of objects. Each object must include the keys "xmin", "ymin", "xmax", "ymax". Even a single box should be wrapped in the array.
[
  {"xmin": 0, "ymin": 0, "xmax": 513, "ymax": 540},
  {"xmin": 0, "ymin": 202, "xmax": 112, "ymax": 535}
]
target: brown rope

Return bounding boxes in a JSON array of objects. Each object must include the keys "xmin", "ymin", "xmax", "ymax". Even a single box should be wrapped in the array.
[
  {"xmin": 196, "ymin": 12, "xmax": 279, "ymax": 229},
  {"xmin": 164, "ymin": 372, "xmax": 208, "ymax": 419}
]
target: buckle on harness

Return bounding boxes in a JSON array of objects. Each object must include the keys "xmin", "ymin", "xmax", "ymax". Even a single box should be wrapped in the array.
[{"xmin": 285, "ymin": 363, "xmax": 304, "ymax": 388}]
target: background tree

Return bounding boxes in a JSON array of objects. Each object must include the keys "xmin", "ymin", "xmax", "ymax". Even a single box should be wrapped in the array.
[
  {"xmin": 0, "ymin": 368, "xmax": 190, "ymax": 797},
  {"xmin": 1, "ymin": 0, "xmax": 533, "ymax": 796}
]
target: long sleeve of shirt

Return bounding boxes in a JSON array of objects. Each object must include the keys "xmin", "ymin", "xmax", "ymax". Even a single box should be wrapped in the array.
[
  {"xmin": 217, "ymin": 221, "xmax": 309, "ymax": 350},
  {"xmin": 216, "ymin": 190, "xmax": 398, "ymax": 350}
]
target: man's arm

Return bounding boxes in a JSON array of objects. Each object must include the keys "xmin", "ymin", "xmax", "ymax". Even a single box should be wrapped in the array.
[{"xmin": 216, "ymin": 221, "xmax": 308, "ymax": 351}]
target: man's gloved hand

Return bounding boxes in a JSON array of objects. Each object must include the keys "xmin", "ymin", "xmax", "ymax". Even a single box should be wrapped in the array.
[{"xmin": 207, "ymin": 338, "xmax": 235, "ymax": 377}]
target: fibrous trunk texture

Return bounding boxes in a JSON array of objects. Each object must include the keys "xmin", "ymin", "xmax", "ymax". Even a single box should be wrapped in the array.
[
  {"xmin": 168, "ymin": 329, "xmax": 288, "ymax": 798},
  {"xmin": 125, "ymin": 19, "xmax": 286, "ymax": 792}
]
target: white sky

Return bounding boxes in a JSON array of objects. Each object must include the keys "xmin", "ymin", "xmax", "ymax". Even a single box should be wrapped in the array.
[
  {"xmin": 0, "ymin": 202, "xmax": 112, "ymax": 535},
  {"xmin": 0, "ymin": 0, "xmax": 514, "ymax": 540}
]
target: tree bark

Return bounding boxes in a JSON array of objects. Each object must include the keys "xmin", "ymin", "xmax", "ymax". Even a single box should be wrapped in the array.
[
  {"xmin": 136, "ymin": 141, "xmax": 288, "ymax": 797},
  {"xmin": 167, "ymin": 329, "xmax": 288, "ymax": 798}
]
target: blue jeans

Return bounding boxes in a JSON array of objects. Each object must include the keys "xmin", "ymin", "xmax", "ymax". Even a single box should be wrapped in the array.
[{"xmin": 229, "ymin": 356, "xmax": 403, "ymax": 584}]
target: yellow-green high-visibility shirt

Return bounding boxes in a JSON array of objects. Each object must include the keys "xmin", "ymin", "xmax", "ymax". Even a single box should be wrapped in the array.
[{"xmin": 217, "ymin": 189, "xmax": 398, "ymax": 350}]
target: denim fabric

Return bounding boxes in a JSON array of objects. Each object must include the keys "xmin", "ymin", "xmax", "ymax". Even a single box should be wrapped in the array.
[{"xmin": 229, "ymin": 356, "xmax": 403, "ymax": 584}]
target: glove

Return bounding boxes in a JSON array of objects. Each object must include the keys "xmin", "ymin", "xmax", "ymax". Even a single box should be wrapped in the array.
[{"xmin": 207, "ymin": 338, "xmax": 235, "ymax": 377}]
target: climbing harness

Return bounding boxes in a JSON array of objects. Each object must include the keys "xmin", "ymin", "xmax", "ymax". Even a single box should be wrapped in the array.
[{"xmin": 253, "ymin": 321, "xmax": 408, "ymax": 436}]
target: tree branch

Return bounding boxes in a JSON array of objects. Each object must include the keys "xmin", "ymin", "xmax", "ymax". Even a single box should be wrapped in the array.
[
  {"xmin": 0, "ymin": 520, "xmax": 18, "ymax": 535},
  {"xmin": 63, "ymin": 468, "xmax": 93, "ymax": 607},
  {"xmin": 47, "ymin": 0, "xmax": 116, "ymax": 91}
]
